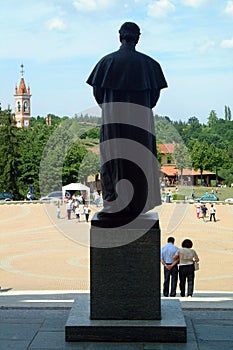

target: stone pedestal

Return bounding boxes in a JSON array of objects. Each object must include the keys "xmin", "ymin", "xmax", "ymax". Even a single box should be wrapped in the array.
[
  {"xmin": 65, "ymin": 294, "xmax": 187, "ymax": 342},
  {"xmin": 90, "ymin": 212, "xmax": 161, "ymax": 320},
  {"xmin": 65, "ymin": 212, "xmax": 187, "ymax": 342}
]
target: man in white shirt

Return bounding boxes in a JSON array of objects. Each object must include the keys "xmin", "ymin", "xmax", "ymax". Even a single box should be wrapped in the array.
[
  {"xmin": 161, "ymin": 237, "xmax": 179, "ymax": 297},
  {"xmin": 210, "ymin": 204, "xmax": 216, "ymax": 222}
]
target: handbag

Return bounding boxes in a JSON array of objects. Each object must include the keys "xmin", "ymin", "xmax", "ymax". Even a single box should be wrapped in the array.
[{"xmin": 194, "ymin": 262, "xmax": 199, "ymax": 271}]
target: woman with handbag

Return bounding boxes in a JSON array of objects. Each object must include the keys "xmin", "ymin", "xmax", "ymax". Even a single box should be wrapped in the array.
[{"xmin": 173, "ymin": 239, "xmax": 199, "ymax": 297}]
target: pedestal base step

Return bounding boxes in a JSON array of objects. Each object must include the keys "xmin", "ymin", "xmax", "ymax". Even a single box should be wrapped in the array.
[{"xmin": 65, "ymin": 294, "xmax": 187, "ymax": 343}]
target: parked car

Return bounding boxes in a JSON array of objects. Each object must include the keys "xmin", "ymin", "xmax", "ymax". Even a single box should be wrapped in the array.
[
  {"xmin": 0, "ymin": 192, "xmax": 13, "ymax": 201},
  {"xmin": 225, "ymin": 198, "xmax": 233, "ymax": 203},
  {"xmin": 40, "ymin": 191, "xmax": 70, "ymax": 202},
  {"xmin": 40, "ymin": 191, "xmax": 63, "ymax": 202},
  {"xmin": 195, "ymin": 194, "xmax": 219, "ymax": 202}
]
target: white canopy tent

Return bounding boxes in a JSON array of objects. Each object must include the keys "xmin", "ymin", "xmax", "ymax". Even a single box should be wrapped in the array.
[{"xmin": 62, "ymin": 183, "xmax": 90, "ymax": 203}]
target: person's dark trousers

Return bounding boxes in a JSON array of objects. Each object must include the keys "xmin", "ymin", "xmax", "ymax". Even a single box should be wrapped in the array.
[
  {"xmin": 163, "ymin": 264, "xmax": 178, "ymax": 297},
  {"xmin": 67, "ymin": 210, "xmax": 71, "ymax": 220},
  {"xmin": 179, "ymin": 264, "xmax": 195, "ymax": 297},
  {"xmin": 210, "ymin": 213, "xmax": 216, "ymax": 222},
  {"xmin": 85, "ymin": 214, "xmax": 89, "ymax": 222}
]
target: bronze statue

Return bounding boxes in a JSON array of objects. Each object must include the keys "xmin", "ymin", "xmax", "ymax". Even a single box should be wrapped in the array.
[{"xmin": 87, "ymin": 22, "xmax": 167, "ymax": 218}]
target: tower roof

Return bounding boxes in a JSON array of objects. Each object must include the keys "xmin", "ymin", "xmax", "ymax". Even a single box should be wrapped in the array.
[{"xmin": 16, "ymin": 77, "xmax": 28, "ymax": 94}]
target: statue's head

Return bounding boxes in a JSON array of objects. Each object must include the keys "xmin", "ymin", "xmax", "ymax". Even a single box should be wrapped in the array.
[{"xmin": 119, "ymin": 22, "xmax": 141, "ymax": 44}]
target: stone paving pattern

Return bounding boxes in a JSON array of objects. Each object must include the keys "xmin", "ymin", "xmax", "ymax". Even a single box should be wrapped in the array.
[
  {"xmin": 0, "ymin": 201, "xmax": 233, "ymax": 349},
  {"xmin": 0, "ymin": 201, "xmax": 232, "ymax": 292},
  {"xmin": 0, "ymin": 305, "xmax": 232, "ymax": 349}
]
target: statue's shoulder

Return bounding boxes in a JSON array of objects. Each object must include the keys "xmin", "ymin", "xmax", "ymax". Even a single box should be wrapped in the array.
[
  {"xmin": 96, "ymin": 50, "xmax": 119, "ymax": 63},
  {"xmin": 136, "ymin": 51, "xmax": 161, "ymax": 67}
]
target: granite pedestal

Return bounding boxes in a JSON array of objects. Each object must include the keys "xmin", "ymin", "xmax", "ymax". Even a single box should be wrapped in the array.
[
  {"xmin": 90, "ymin": 212, "xmax": 161, "ymax": 320},
  {"xmin": 65, "ymin": 294, "xmax": 187, "ymax": 342},
  {"xmin": 65, "ymin": 212, "xmax": 187, "ymax": 342}
]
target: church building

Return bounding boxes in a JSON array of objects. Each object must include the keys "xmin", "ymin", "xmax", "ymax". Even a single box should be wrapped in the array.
[{"xmin": 14, "ymin": 64, "xmax": 31, "ymax": 128}]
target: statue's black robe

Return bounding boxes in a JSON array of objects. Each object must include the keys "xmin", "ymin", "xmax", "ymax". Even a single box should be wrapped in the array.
[{"xmin": 87, "ymin": 43, "xmax": 168, "ymax": 216}]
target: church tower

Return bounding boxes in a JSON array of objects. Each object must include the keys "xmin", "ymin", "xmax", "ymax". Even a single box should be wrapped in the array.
[{"xmin": 14, "ymin": 64, "xmax": 31, "ymax": 128}]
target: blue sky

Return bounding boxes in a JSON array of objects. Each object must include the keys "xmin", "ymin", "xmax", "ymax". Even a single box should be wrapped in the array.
[{"xmin": 0, "ymin": 0, "xmax": 233, "ymax": 123}]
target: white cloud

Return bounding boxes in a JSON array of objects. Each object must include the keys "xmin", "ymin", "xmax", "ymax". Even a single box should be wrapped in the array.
[
  {"xmin": 73, "ymin": 0, "xmax": 97, "ymax": 11},
  {"xmin": 181, "ymin": 0, "xmax": 209, "ymax": 8},
  {"xmin": 73, "ymin": 0, "xmax": 113, "ymax": 12},
  {"xmin": 224, "ymin": 1, "xmax": 233, "ymax": 15},
  {"xmin": 47, "ymin": 18, "xmax": 66, "ymax": 30},
  {"xmin": 198, "ymin": 40, "xmax": 215, "ymax": 54},
  {"xmin": 221, "ymin": 36, "xmax": 233, "ymax": 48},
  {"xmin": 147, "ymin": 0, "xmax": 175, "ymax": 18}
]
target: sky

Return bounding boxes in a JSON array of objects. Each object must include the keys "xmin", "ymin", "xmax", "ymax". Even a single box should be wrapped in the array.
[{"xmin": 0, "ymin": 0, "xmax": 233, "ymax": 123}]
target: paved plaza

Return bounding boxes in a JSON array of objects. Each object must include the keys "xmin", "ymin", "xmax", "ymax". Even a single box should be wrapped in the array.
[
  {"xmin": 0, "ymin": 201, "xmax": 232, "ymax": 292},
  {"xmin": 0, "ymin": 201, "xmax": 232, "ymax": 348}
]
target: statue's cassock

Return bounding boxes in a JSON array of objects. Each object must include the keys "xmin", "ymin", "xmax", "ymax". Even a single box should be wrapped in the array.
[{"xmin": 87, "ymin": 40, "xmax": 167, "ymax": 217}]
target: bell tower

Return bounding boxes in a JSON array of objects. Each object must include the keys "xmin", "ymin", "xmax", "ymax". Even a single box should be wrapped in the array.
[{"xmin": 14, "ymin": 64, "xmax": 31, "ymax": 128}]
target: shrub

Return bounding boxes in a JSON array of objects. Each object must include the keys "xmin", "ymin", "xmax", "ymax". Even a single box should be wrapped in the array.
[{"xmin": 172, "ymin": 194, "xmax": 185, "ymax": 200}]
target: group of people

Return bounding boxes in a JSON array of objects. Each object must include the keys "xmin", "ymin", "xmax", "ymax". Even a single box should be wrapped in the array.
[
  {"xmin": 161, "ymin": 237, "xmax": 199, "ymax": 298},
  {"xmin": 65, "ymin": 199, "xmax": 91, "ymax": 222},
  {"xmin": 195, "ymin": 201, "xmax": 217, "ymax": 222},
  {"xmin": 56, "ymin": 192, "xmax": 91, "ymax": 222}
]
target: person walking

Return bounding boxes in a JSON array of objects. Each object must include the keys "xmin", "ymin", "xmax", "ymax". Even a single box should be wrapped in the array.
[
  {"xmin": 166, "ymin": 189, "xmax": 172, "ymax": 203},
  {"xmin": 161, "ymin": 237, "xmax": 179, "ymax": 297},
  {"xmin": 174, "ymin": 239, "xmax": 199, "ymax": 297},
  {"xmin": 195, "ymin": 200, "xmax": 202, "ymax": 219},
  {"xmin": 57, "ymin": 201, "xmax": 61, "ymax": 219},
  {"xmin": 201, "ymin": 204, "xmax": 208, "ymax": 221},
  {"xmin": 93, "ymin": 190, "xmax": 100, "ymax": 208},
  {"xmin": 83, "ymin": 205, "xmax": 91, "ymax": 222},
  {"xmin": 210, "ymin": 204, "xmax": 216, "ymax": 222},
  {"xmin": 66, "ymin": 199, "xmax": 72, "ymax": 220},
  {"xmin": 75, "ymin": 205, "xmax": 81, "ymax": 222}
]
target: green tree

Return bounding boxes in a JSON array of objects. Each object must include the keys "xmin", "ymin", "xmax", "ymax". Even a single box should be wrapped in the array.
[
  {"xmin": 205, "ymin": 144, "xmax": 230, "ymax": 186},
  {"xmin": 183, "ymin": 116, "xmax": 202, "ymax": 145},
  {"xmin": 39, "ymin": 118, "xmax": 93, "ymax": 195},
  {"xmin": 0, "ymin": 110, "xmax": 21, "ymax": 198},
  {"xmin": 18, "ymin": 124, "xmax": 53, "ymax": 198},
  {"xmin": 80, "ymin": 127, "xmax": 100, "ymax": 140},
  {"xmin": 155, "ymin": 115, "xmax": 184, "ymax": 144},
  {"xmin": 207, "ymin": 110, "xmax": 218, "ymax": 127},
  {"xmin": 224, "ymin": 105, "xmax": 231, "ymax": 121},
  {"xmin": 78, "ymin": 151, "xmax": 100, "ymax": 184},
  {"xmin": 173, "ymin": 144, "xmax": 192, "ymax": 182},
  {"xmin": 62, "ymin": 141, "xmax": 88, "ymax": 184},
  {"xmin": 39, "ymin": 123, "xmax": 73, "ymax": 196},
  {"xmin": 190, "ymin": 140, "xmax": 210, "ymax": 183}
]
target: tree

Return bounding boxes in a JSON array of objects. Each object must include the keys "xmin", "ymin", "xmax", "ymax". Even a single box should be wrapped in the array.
[
  {"xmin": 80, "ymin": 127, "xmax": 100, "ymax": 140},
  {"xmin": 62, "ymin": 141, "xmax": 88, "ymax": 184},
  {"xmin": 224, "ymin": 105, "xmax": 231, "ymax": 121},
  {"xmin": 18, "ymin": 124, "xmax": 53, "ymax": 198},
  {"xmin": 173, "ymin": 144, "xmax": 192, "ymax": 183},
  {"xmin": 0, "ymin": 110, "xmax": 21, "ymax": 198},
  {"xmin": 78, "ymin": 151, "xmax": 100, "ymax": 184},
  {"xmin": 207, "ymin": 110, "xmax": 218, "ymax": 127},
  {"xmin": 39, "ymin": 122, "xmax": 73, "ymax": 196},
  {"xmin": 190, "ymin": 140, "xmax": 210, "ymax": 183},
  {"xmin": 205, "ymin": 144, "xmax": 230, "ymax": 186},
  {"xmin": 187, "ymin": 116, "xmax": 200, "ymax": 126},
  {"xmin": 184, "ymin": 116, "xmax": 202, "ymax": 145},
  {"xmin": 155, "ymin": 116, "xmax": 184, "ymax": 144}
]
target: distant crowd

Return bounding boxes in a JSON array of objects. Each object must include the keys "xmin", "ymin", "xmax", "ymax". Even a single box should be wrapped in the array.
[{"xmin": 57, "ymin": 190, "xmax": 102, "ymax": 223}]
